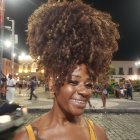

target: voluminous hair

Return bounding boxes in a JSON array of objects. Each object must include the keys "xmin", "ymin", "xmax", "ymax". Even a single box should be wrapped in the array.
[{"xmin": 27, "ymin": 0, "xmax": 120, "ymax": 88}]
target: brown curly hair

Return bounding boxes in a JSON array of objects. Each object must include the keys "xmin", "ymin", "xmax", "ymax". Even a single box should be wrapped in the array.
[{"xmin": 27, "ymin": 0, "xmax": 120, "ymax": 89}]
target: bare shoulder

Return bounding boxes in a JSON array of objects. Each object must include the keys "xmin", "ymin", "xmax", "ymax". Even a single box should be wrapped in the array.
[
  {"xmin": 94, "ymin": 123, "xmax": 108, "ymax": 140},
  {"xmin": 13, "ymin": 126, "xmax": 29, "ymax": 140},
  {"xmin": 13, "ymin": 112, "xmax": 51, "ymax": 140}
]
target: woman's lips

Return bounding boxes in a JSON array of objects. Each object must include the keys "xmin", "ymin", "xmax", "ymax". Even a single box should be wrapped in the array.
[{"xmin": 69, "ymin": 98, "xmax": 87, "ymax": 108}]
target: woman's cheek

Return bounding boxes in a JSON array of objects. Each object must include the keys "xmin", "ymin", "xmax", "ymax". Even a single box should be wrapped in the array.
[
  {"xmin": 68, "ymin": 85, "xmax": 76, "ymax": 91},
  {"xmin": 61, "ymin": 85, "xmax": 76, "ymax": 94}
]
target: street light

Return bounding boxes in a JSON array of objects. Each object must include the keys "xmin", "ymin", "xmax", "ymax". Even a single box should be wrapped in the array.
[
  {"xmin": 4, "ymin": 40, "xmax": 12, "ymax": 48},
  {"xmin": 6, "ymin": 17, "xmax": 15, "ymax": 77}
]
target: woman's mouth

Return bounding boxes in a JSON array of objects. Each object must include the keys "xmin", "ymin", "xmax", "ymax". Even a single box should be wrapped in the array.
[{"xmin": 69, "ymin": 98, "xmax": 87, "ymax": 108}]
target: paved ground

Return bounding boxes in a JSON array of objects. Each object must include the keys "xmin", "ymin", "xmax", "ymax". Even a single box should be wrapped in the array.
[
  {"xmin": 25, "ymin": 113, "xmax": 140, "ymax": 140},
  {"xmin": 2, "ymin": 113, "xmax": 139, "ymax": 140},
  {"xmin": 88, "ymin": 113, "xmax": 140, "ymax": 140},
  {"xmin": 1, "ymin": 87, "xmax": 140, "ymax": 140}
]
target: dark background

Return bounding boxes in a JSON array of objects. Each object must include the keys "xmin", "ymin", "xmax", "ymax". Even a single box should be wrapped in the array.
[{"xmin": 4, "ymin": 0, "xmax": 140, "ymax": 60}]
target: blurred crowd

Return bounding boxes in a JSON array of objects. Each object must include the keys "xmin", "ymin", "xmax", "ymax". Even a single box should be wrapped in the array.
[
  {"xmin": 0, "ymin": 72, "xmax": 135, "ymax": 108},
  {"xmin": 0, "ymin": 72, "xmax": 45, "ymax": 102}
]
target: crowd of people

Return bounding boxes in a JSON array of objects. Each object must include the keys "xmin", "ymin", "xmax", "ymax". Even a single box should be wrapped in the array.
[
  {"xmin": 0, "ymin": 74, "xmax": 41, "ymax": 102},
  {"xmin": 113, "ymin": 79, "xmax": 133, "ymax": 100},
  {"xmin": 0, "ymin": 73, "xmax": 135, "ymax": 107},
  {"xmin": 87, "ymin": 79, "xmax": 134, "ymax": 108}
]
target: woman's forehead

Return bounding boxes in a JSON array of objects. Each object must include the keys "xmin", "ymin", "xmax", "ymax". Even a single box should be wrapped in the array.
[{"xmin": 72, "ymin": 64, "xmax": 89, "ymax": 75}]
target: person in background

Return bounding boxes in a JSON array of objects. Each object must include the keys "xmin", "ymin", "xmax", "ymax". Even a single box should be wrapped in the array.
[
  {"xmin": 114, "ymin": 82, "xmax": 120, "ymax": 98},
  {"xmin": 18, "ymin": 79, "xmax": 23, "ymax": 94},
  {"xmin": 101, "ymin": 83, "xmax": 108, "ymax": 108},
  {"xmin": 126, "ymin": 80, "xmax": 133, "ymax": 100},
  {"xmin": 0, "ymin": 77, "xmax": 7, "ymax": 100},
  {"xmin": 88, "ymin": 98, "xmax": 93, "ymax": 108},
  {"xmin": 28, "ymin": 76, "xmax": 37, "ymax": 100},
  {"xmin": 119, "ymin": 83, "xmax": 126, "ymax": 98},
  {"xmin": 6, "ymin": 74, "xmax": 16, "ymax": 103},
  {"xmin": 13, "ymin": 0, "xmax": 119, "ymax": 139}
]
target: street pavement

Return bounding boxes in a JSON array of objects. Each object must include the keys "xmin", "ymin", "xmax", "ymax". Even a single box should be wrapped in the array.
[{"xmin": 1, "ymin": 86, "xmax": 140, "ymax": 140}]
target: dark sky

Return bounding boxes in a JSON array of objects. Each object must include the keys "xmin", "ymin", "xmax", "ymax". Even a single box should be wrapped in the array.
[{"xmin": 4, "ymin": 0, "xmax": 140, "ymax": 60}]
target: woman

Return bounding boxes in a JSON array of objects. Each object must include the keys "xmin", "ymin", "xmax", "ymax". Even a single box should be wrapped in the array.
[{"xmin": 13, "ymin": 0, "xmax": 119, "ymax": 139}]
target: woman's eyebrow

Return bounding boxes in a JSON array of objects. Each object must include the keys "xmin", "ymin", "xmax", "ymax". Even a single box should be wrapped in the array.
[{"xmin": 71, "ymin": 75, "xmax": 91, "ymax": 81}]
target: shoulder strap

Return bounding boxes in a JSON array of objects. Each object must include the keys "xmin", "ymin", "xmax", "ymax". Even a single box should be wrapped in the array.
[
  {"xmin": 25, "ymin": 124, "xmax": 36, "ymax": 140},
  {"xmin": 86, "ymin": 119, "xmax": 96, "ymax": 140}
]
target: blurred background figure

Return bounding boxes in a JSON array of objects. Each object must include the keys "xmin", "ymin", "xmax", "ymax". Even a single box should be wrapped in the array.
[
  {"xmin": 126, "ymin": 80, "xmax": 133, "ymax": 100},
  {"xmin": 28, "ymin": 76, "xmax": 37, "ymax": 100},
  {"xmin": 114, "ymin": 82, "xmax": 121, "ymax": 98},
  {"xmin": 6, "ymin": 74, "xmax": 16, "ymax": 103},
  {"xmin": 101, "ymin": 83, "xmax": 108, "ymax": 108},
  {"xmin": 0, "ymin": 77, "xmax": 7, "ymax": 100},
  {"xmin": 17, "ymin": 79, "xmax": 23, "ymax": 94}
]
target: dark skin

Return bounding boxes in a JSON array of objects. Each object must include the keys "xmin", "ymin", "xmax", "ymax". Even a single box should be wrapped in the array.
[{"xmin": 13, "ymin": 64, "xmax": 108, "ymax": 140}]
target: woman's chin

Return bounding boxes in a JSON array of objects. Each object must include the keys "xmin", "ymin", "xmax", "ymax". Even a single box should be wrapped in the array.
[{"xmin": 69, "ymin": 107, "xmax": 85, "ymax": 116}]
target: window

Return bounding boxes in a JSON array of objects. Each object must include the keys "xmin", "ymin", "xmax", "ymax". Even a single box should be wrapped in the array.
[
  {"xmin": 23, "ymin": 64, "xmax": 25, "ymax": 70},
  {"xmin": 128, "ymin": 67, "xmax": 133, "ymax": 75},
  {"xmin": 110, "ymin": 68, "xmax": 116, "ymax": 75},
  {"xmin": 118, "ymin": 67, "xmax": 124, "ymax": 75},
  {"xmin": 27, "ymin": 65, "xmax": 31, "ymax": 72},
  {"xmin": 31, "ymin": 63, "xmax": 37, "ymax": 72}
]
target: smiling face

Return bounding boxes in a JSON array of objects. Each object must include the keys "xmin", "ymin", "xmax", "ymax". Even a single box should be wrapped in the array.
[{"xmin": 54, "ymin": 64, "xmax": 93, "ymax": 116}]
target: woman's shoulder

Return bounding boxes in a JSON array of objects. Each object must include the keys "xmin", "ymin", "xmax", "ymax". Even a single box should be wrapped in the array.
[
  {"xmin": 86, "ymin": 118, "xmax": 108, "ymax": 140},
  {"xmin": 13, "ymin": 126, "xmax": 29, "ymax": 140},
  {"xmin": 13, "ymin": 113, "xmax": 48, "ymax": 140}
]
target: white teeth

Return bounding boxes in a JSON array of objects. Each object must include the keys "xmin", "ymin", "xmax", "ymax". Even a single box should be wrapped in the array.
[{"xmin": 72, "ymin": 99, "xmax": 85, "ymax": 104}]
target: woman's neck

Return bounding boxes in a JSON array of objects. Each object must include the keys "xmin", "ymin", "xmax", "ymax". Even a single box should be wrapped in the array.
[{"xmin": 49, "ymin": 100, "xmax": 82, "ymax": 125}]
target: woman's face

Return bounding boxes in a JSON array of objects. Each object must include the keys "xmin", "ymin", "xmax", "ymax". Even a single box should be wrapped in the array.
[{"xmin": 55, "ymin": 64, "xmax": 93, "ymax": 116}]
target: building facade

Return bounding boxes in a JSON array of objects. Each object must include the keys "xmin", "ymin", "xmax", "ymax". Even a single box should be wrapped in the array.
[
  {"xmin": 18, "ymin": 54, "xmax": 37, "ymax": 79},
  {"xmin": 1, "ymin": 58, "xmax": 140, "ymax": 82},
  {"xmin": 111, "ymin": 61, "xmax": 140, "ymax": 81},
  {"xmin": 2, "ymin": 58, "xmax": 19, "ymax": 77},
  {"xmin": 18, "ymin": 59, "xmax": 140, "ymax": 81}
]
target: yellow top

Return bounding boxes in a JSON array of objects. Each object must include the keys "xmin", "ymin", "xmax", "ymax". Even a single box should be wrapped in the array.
[
  {"xmin": 25, "ymin": 125, "xmax": 36, "ymax": 140},
  {"xmin": 86, "ymin": 119, "xmax": 96, "ymax": 140},
  {"xmin": 25, "ymin": 119, "xmax": 96, "ymax": 140}
]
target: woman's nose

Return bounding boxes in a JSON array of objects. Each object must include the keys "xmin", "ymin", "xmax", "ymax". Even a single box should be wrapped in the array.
[{"xmin": 77, "ymin": 85, "xmax": 91, "ymax": 97}]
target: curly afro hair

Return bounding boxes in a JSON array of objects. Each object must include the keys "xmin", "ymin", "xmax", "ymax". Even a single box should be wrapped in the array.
[{"xmin": 27, "ymin": 0, "xmax": 120, "ymax": 89}]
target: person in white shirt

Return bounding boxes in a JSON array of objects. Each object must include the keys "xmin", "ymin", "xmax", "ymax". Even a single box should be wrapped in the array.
[{"xmin": 6, "ymin": 74, "xmax": 16, "ymax": 103}]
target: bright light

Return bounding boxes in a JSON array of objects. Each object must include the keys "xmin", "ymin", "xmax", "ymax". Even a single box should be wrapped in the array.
[
  {"xmin": 0, "ymin": 115, "xmax": 11, "ymax": 123},
  {"xmin": 13, "ymin": 53, "xmax": 16, "ymax": 57},
  {"xmin": 4, "ymin": 40, "xmax": 12, "ymax": 48},
  {"xmin": 41, "ymin": 69, "xmax": 44, "ymax": 73},
  {"xmin": 15, "ymin": 73, "xmax": 18, "ymax": 75},
  {"xmin": 18, "ymin": 69, "xmax": 22, "ymax": 73},
  {"xmin": 21, "ymin": 52, "xmax": 26, "ymax": 57},
  {"xmin": 135, "ymin": 61, "xmax": 140, "ymax": 66},
  {"xmin": 18, "ymin": 53, "xmax": 33, "ymax": 61},
  {"xmin": 131, "ymin": 75, "xmax": 138, "ymax": 80},
  {"xmin": 24, "ymin": 69, "xmax": 28, "ymax": 73},
  {"xmin": 18, "ymin": 52, "xmax": 26, "ymax": 61}
]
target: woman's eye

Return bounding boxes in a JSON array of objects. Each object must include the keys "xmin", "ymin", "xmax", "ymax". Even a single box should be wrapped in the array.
[
  {"xmin": 68, "ymin": 80, "xmax": 78, "ymax": 86},
  {"xmin": 85, "ymin": 83, "xmax": 93, "ymax": 89}
]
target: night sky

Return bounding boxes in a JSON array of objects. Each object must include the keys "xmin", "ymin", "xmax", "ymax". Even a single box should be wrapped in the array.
[{"xmin": 4, "ymin": 0, "xmax": 140, "ymax": 60}]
